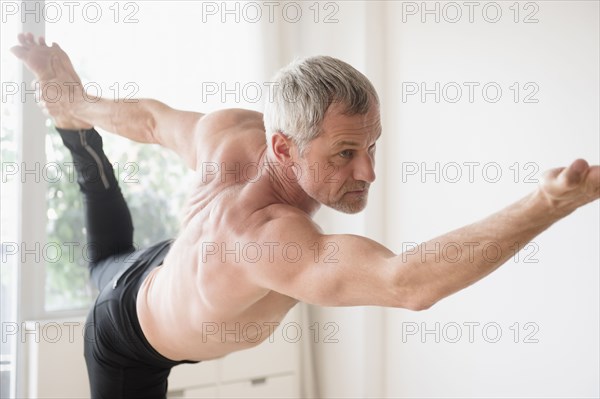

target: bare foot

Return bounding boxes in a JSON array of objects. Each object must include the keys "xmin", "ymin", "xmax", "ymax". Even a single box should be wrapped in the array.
[{"xmin": 11, "ymin": 33, "xmax": 92, "ymax": 130}]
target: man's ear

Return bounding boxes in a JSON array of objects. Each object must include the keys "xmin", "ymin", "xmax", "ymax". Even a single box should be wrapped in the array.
[{"xmin": 271, "ymin": 131, "xmax": 295, "ymax": 164}]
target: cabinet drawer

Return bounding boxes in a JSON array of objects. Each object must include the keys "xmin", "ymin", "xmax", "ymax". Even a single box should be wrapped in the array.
[
  {"xmin": 184, "ymin": 385, "xmax": 219, "ymax": 398},
  {"xmin": 220, "ymin": 308, "xmax": 301, "ymax": 381},
  {"xmin": 167, "ymin": 385, "xmax": 219, "ymax": 398},
  {"xmin": 169, "ymin": 360, "xmax": 218, "ymax": 390},
  {"xmin": 219, "ymin": 374, "xmax": 297, "ymax": 398}
]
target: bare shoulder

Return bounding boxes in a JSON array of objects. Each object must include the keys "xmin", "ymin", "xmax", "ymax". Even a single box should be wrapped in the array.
[
  {"xmin": 252, "ymin": 205, "xmax": 388, "ymax": 255},
  {"xmin": 194, "ymin": 108, "xmax": 265, "ymax": 167},
  {"xmin": 197, "ymin": 108, "xmax": 264, "ymax": 133},
  {"xmin": 260, "ymin": 203, "xmax": 320, "ymax": 225},
  {"xmin": 239, "ymin": 204, "xmax": 398, "ymax": 306},
  {"xmin": 249, "ymin": 204, "xmax": 325, "ymax": 245}
]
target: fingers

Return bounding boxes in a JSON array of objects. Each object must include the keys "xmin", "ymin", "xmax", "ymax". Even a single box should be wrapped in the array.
[
  {"xmin": 25, "ymin": 32, "xmax": 35, "ymax": 45},
  {"xmin": 584, "ymin": 165, "xmax": 600, "ymax": 199},
  {"xmin": 10, "ymin": 45, "xmax": 28, "ymax": 59},
  {"xmin": 17, "ymin": 33, "xmax": 28, "ymax": 46},
  {"xmin": 541, "ymin": 159, "xmax": 592, "ymax": 196},
  {"xmin": 16, "ymin": 32, "xmax": 48, "ymax": 48},
  {"xmin": 10, "ymin": 32, "xmax": 53, "ymax": 60},
  {"xmin": 559, "ymin": 158, "xmax": 589, "ymax": 187},
  {"xmin": 541, "ymin": 166, "xmax": 566, "ymax": 192},
  {"xmin": 18, "ymin": 32, "xmax": 35, "ymax": 46}
]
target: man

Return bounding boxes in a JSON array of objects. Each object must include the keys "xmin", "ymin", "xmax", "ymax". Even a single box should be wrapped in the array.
[{"xmin": 11, "ymin": 33, "xmax": 599, "ymax": 398}]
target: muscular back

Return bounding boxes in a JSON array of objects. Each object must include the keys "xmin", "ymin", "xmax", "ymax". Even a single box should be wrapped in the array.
[{"xmin": 136, "ymin": 109, "xmax": 305, "ymax": 361}]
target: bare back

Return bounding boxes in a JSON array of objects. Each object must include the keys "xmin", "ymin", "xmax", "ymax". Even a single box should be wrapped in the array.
[{"xmin": 137, "ymin": 109, "xmax": 307, "ymax": 361}]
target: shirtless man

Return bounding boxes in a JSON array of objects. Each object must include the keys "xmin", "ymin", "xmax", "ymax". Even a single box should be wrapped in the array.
[{"xmin": 11, "ymin": 33, "xmax": 600, "ymax": 399}]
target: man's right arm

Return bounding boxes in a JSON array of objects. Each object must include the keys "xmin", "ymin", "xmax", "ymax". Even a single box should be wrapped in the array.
[{"xmin": 246, "ymin": 160, "xmax": 599, "ymax": 310}]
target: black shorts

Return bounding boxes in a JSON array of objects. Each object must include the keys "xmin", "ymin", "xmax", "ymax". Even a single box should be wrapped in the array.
[{"xmin": 83, "ymin": 239, "xmax": 199, "ymax": 399}]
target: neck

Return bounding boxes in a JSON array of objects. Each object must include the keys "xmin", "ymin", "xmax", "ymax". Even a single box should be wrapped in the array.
[{"xmin": 258, "ymin": 147, "xmax": 321, "ymax": 218}]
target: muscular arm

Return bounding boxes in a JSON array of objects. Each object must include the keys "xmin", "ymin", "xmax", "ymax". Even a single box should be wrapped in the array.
[
  {"xmin": 248, "ymin": 160, "xmax": 599, "ymax": 310},
  {"xmin": 73, "ymin": 98, "xmax": 204, "ymax": 168},
  {"xmin": 386, "ymin": 188, "xmax": 563, "ymax": 310},
  {"xmin": 11, "ymin": 33, "xmax": 204, "ymax": 168},
  {"xmin": 393, "ymin": 160, "xmax": 598, "ymax": 309}
]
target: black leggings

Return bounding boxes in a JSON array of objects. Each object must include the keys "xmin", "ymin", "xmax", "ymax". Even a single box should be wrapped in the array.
[{"xmin": 57, "ymin": 127, "xmax": 197, "ymax": 399}]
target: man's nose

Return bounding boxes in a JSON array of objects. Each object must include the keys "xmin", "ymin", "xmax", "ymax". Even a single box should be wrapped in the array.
[{"xmin": 353, "ymin": 153, "xmax": 376, "ymax": 183}]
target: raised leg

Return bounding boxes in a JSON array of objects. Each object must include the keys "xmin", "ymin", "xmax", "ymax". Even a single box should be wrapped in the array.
[
  {"xmin": 56, "ymin": 127, "xmax": 136, "ymax": 291},
  {"xmin": 12, "ymin": 32, "xmax": 137, "ymax": 290}
]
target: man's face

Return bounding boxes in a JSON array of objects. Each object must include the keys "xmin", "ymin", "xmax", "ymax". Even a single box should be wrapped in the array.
[{"xmin": 292, "ymin": 102, "xmax": 382, "ymax": 214}]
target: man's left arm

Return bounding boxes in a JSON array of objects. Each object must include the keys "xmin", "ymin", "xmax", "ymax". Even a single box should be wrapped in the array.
[
  {"xmin": 74, "ymin": 97, "xmax": 205, "ymax": 169},
  {"xmin": 11, "ymin": 33, "xmax": 205, "ymax": 169}
]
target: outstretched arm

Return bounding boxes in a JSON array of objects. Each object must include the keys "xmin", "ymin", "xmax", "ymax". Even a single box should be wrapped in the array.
[
  {"xmin": 11, "ymin": 33, "xmax": 203, "ymax": 168},
  {"xmin": 246, "ymin": 159, "xmax": 599, "ymax": 310},
  {"xmin": 75, "ymin": 98, "xmax": 204, "ymax": 168}
]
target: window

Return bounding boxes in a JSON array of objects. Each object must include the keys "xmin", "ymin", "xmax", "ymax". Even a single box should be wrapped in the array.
[
  {"xmin": 43, "ymin": 127, "xmax": 191, "ymax": 310},
  {"xmin": 1, "ymin": 14, "xmax": 20, "ymax": 399},
  {"xmin": 42, "ymin": 29, "xmax": 192, "ymax": 311},
  {"xmin": 2, "ymin": 3, "xmax": 264, "ymax": 396},
  {"xmin": 42, "ymin": 1, "xmax": 264, "ymax": 311}
]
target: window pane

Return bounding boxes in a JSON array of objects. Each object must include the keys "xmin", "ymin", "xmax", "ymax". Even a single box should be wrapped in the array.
[
  {"xmin": 1, "ymin": 14, "xmax": 20, "ymax": 399},
  {"xmin": 44, "ymin": 130, "xmax": 95, "ymax": 310},
  {"xmin": 42, "ymin": 1, "xmax": 263, "ymax": 311},
  {"xmin": 42, "ymin": 3, "xmax": 194, "ymax": 311},
  {"xmin": 43, "ymin": 127, "xmax": 191, "ymax": 311}
]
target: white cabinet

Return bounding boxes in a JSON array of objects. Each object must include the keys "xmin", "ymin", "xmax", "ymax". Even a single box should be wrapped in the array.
[
  {"xmin": 169, "ymin": 361, "xmax": 219, "ymax": 390},
  {"xmin": 167, "ymin": 306, "xmax": 303, "ymax": 398},
  {"xmin": 169, "ymin": 375, "xmax": 297, "ymax": 399},
  {"xmin": 220, "ymin": 332, "xmax": 299, "ymax": 381},
  {"xmin": 168, "ymin": 385, "xmax": 219, "ymax": 399},
  {"xmin": 219, "ymin": 374, "xmax": 297, "ymax": 398},
  {"xmin": 24, "ymin": 306, "xmax": 306, "ymax": 398},
  {"xmin": 24, "ymin": 319, "xmax": 91, "ymax": 398},
  {"xmin": 183, "ymin": 386, "xmax": 220, "ymax": 398}
]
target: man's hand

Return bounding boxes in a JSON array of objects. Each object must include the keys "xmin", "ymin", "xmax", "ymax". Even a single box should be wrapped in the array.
[
  {"xmin": 538, "ymin": 158, "xmax": 600, "ymax": 217},
  {"xmin": 10, "ymin": 33, "xmax": 205, "ymax": 165},
  {"xmin": 10, "ymin": 32, "xmax": 91, "ymax": 129}
]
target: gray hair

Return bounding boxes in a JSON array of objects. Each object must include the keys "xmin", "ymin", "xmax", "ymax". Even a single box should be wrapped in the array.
[{"xmin": 263, "ymin": 55, "xmax": 379, "ymax": 157}]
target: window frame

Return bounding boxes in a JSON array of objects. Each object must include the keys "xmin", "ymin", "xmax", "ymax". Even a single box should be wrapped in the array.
[{"xmin": 11, "ymin": 5, "xmax": 90, "ymax": 398}]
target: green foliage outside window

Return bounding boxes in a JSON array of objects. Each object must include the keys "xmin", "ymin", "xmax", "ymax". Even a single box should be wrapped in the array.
[{"xmin": 45, "ymin": 126, "xmax": 191, "ymax": 311}]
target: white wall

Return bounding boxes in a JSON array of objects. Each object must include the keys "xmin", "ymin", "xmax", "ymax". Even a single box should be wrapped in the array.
[
  {"xmin": 383, "ymin": 1, "xmax": 599, "ymax": 397},
  {"xmin": 265, "ymin": 2, "xmax": 391, "ymax": 398},
  {"xmin": 272, "ymin": 0, "xmax": 599, "ymax": 397}
]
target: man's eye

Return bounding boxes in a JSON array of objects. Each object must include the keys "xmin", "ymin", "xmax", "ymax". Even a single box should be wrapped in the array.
[{"xmin": 340, "ymin": 150, "xmax": 353, "ymax": 158}]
